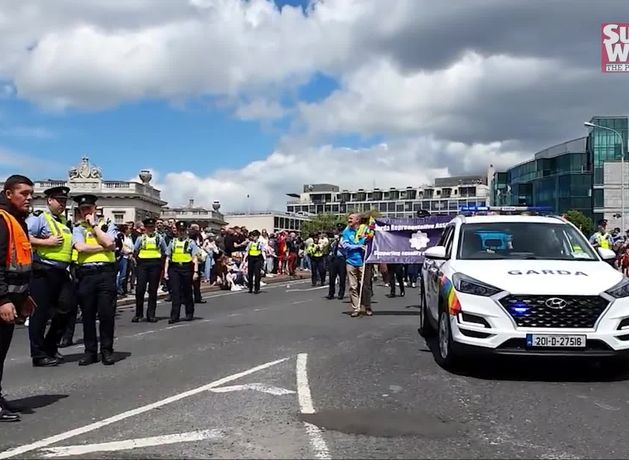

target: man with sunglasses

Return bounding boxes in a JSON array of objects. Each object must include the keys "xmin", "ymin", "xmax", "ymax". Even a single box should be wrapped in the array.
[{"xmin": 27, "ymin": 186, "xmax": 76, "ymax": 368}]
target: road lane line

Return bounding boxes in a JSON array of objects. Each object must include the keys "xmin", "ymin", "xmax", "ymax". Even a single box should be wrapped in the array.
[
  {"xmin": 287, "ymin": 286, "xmax": 327, "ymax": 292},
  {"xmin": 291, "ymin": 299, "xmax": 312, "ymax": 305},
  {"xmin": 39, "ymin": 430, "xmax": 223, "ymax": 457},
  {"xmin": 0, "ymin": 357, "xmax": 289, "ymax": 459},
  {"xmin": 296, "ymin": 353, "xmax": 331, "ymax": 460},
  {"xmin": 211, "ymin": 383, "xmax": 295, "ymax": 395}
]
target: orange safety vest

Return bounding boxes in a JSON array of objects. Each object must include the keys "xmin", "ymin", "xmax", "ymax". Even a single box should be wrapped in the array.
[{"xmin": 0, "ymin": 209, "xmax": 32, "ymax": 294}]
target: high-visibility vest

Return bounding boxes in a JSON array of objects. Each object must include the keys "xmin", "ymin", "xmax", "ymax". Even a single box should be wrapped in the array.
[
  {"xmin": 171, "ymin": 239, "xmax": 193, "ymax": 263},
  {"xmin": 138, "ymin": 234, "xmax": 162, "ymax": 259},
  {"xmin": 597, "ymin": 232, "xmax": 611, "ymax": 250},
  {"xmin": 71, "ymin": 249, "xmax": 78, "ymax": 263},
  {"xmin": 0, "ymin": 209, "xmax": 32, "ymax": 294},
  {"xmin": 35, "ymin": 211, "xmax": 73, "ymax": 263},
  {"xmin": 76, "ymin": 221, "xmax": 116, "ymax": 265},
  {"xmin": 307, "ymin": 243, "xmax": 323, "ymax": 258},
  {"xmin": 248, "ymin": 241, "xmax": 262, "ymax": 256}
]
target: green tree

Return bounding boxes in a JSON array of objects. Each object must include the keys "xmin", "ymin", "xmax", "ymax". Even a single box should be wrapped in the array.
[
  {"xmin": 301, "ymin": 213, "xmax": 346, "ymax": 236},
  {"xmin": 564, "ymin": 210, "xmax": 594, "ymax": 237}
]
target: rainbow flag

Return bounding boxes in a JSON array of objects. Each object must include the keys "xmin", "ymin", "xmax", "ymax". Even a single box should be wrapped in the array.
[{"xmin": 440, "ymin": 274, "xmax": 461, "ymax": 315}]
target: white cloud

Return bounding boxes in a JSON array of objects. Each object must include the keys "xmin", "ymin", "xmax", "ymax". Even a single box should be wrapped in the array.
[
  {"xmin": 234, "ymin": 98, "xmax": 286, "ymax": 121},
  {"xmin": 154, "ymin": 136, "xmax": 527, "ymax": 212},
  {"xmin": 0, "ymin": 125, "xmax": 54, "ymax": 139}
]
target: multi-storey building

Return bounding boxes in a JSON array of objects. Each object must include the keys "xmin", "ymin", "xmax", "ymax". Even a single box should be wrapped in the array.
[
  {"xmin": 286, "ymin": 177, "xmax": 490, "ymax": 218},
  {"xmin": 161, "ymin": 199, "xmax": 227, "ymax": 232},
  {"xmin": 225, "ymin": 211, "xmax": 309, "ymax": 234},
  {"xmin": 490, "ymin": 115, "xmax": 629, "ymax": 229}
]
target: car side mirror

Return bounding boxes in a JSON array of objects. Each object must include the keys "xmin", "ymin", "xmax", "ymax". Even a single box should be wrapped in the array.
[
  {"xmin": 598, "ymin": 247, "xmax": 616, "ymax": 260},
  {"xmin": 424, "ymin": 245, "xmax": 447, "ymax": 260}
]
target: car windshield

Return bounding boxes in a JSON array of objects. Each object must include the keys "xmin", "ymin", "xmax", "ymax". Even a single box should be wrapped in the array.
[{"xmin": 457, "ymin": 222, "xmax": 599, "ymax": 261}]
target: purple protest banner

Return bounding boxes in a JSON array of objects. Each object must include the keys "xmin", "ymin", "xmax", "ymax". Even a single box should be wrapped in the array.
[{"xmin": 365, "ymin": 216, "xmax": 452, "ymax": 264}]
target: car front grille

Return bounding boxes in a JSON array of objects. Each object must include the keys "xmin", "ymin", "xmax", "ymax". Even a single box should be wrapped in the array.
[{"xmin": 500, "ymin": 295, "xmax": 608, "ymax": 329}]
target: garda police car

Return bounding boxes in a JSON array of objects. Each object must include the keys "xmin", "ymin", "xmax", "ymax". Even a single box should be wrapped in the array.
[{"xmin": 419, "ymin": 207, "xmax": 629, "ymax": 370}]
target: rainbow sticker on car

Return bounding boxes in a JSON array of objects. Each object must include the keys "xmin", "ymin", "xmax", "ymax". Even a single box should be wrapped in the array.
[{"xmin": 440, "ymin": 274, "xmax": 461, "ymax": 316}]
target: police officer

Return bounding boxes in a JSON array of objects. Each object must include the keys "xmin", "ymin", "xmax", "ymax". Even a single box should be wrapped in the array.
[
  {"xmin": 164, "ymin": 221, "xmax": 199, "ymax": 324},
  {"xmin": 590, "ymin": 219, "xmax": 614, "ymax": 250},
  {"xmin": 326, "ymin": 224, "xmax": 347, "ymax": 300},
  {"xmin": 244, "ymin": 230, "xmax": 265, "ymax": 294},
  {"xmin": 132, "ymin": 218, "xmax": 167, "ymax": 323},
  {"xmin": 72, "ymin": 194, "xmax": 118, "ymax": 366},
  {"xmin": 26, "ymin": 186, "xmax": 76, "ymax": 367}
]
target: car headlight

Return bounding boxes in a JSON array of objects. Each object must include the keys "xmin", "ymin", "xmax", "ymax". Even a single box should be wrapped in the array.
[
  {"xmin": 606, "ymin": 278, "xmax": 629, "ymax": 298},
  {"xmin": 452, "ymin": 273, "xmax": 502, "ymax": 297}
]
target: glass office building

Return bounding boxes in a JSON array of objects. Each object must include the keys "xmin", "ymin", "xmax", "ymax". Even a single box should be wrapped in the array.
[
  {"xmin": 490, "ymin": 137, "xmax": 592, "ymax": 216},
  {"xmin": 491, "ymin": 115, "xmax": 629, "ymax": 224}
]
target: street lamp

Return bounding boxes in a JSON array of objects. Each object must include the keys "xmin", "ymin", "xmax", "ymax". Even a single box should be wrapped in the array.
[{"xmin": 584, "ymin": 121, "xmax": 627, "ymax": 229}]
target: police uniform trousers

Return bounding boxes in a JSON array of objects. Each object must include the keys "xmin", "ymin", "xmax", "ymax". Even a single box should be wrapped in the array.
[
  {"xmin": 135, "ymin": 259, "xmax": 162, "ymax": 319},
  {"xmin": 59, "ymin": 265, "xmax": 80, "ymax": 346},
  {"xmin": 76, "ymin": 263, "xmax": 117, "ymax": 355},
  {"xmin": 29, "ymin": 262, "xmax": 76, "ymax": 359},
  {"xmin": 327, "ymin": 255, "xmax": 346, "ymax": 298},
  {"xmin": 169, "ymin": 262, "xmax": 194, "ymax": 321},
  {"xmin": 310, "ymin": 255, "xmax": 326, "ymax": 286},
  {"xmin": 387, "ymin": 263, "xmax": 405, "ymax": 296},
  {"xmin": 247, "ymin": 255, "xmax": 263, "ymax": 293}
]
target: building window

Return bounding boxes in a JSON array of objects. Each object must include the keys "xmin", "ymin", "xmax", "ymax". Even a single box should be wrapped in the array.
[{"xmin": 113, "ymin": 212, "xmax": 125, "ymax": 224}]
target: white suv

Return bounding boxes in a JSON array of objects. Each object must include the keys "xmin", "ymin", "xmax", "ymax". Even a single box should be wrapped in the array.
[{"xmin": 419, "ymin": 214, "xmax": 629, "ymax": 370}]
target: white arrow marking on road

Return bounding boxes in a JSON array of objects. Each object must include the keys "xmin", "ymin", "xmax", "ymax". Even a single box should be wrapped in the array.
[
  {"xmin": 211, "ymin": 383, "xmax": 295, "ymax": 395},
  {"xmin": 39, "ymin": 430, "xmax": 223, "ymax": 458},
  {"xmin": 0, "ymin": 357, "xmax": 288, "ymax": 459},
  {"xmin": 297, "ymin": 353, "xmax": 331, "ymax": 460}
]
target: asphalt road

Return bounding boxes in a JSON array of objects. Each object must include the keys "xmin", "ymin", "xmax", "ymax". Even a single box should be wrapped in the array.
[{"xmin": 2, "ymin": 279, "xmax": 629, "ymax": 459}]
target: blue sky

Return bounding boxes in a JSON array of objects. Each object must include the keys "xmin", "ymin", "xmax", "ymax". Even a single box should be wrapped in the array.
[{"xmin": 0, "ymin": 0, "xmax": 625, "ymax": 211}]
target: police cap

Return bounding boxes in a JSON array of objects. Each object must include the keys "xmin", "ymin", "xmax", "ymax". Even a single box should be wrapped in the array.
[
  {"xmin": 250, "ymin": 230, "xmax": 260, "ymax": 237},
  {"xmin": 73, "ymin": 194, "xmax": 98, "ymax": 206},
  {"xmin": 176, "ymin": 220, "xmax": 188, "ymax": 230},
  {"xmin": 143, "ymin": 218, "xmax": 156, "ymax": 226},
  {"xmin": 44, "ymin": 186, "xmax": 70, "ymax": 200},
  {"xmin": 598, "ymin": 219, "xmax": 608, "ymax": 226}
]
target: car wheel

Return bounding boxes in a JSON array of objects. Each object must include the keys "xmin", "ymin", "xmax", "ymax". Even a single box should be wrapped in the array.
[
  {"xmin": 435, "ymin": 308, "xmax": 459, "ymax": 371},
  {"xmin": 418, "ymin": 285, "xmax": 435, "ymax": 338}
]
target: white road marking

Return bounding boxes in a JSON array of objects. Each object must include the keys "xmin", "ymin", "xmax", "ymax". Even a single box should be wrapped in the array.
[
  {"xmin": 229, "ymin": 313, "xmax": 242, "ymax": 317},
  {"xmin": 594, "ymin": 401, "xmax": 620, "ymax": 411},
  {"xmin": 211, "ymin": 383, "xmax": 295, "ymax": 396},
  {"xmin": 291, "ymin": 299, "xmax": 313, "ymax": 305},
  {"xmin": 288, "ymin": 286, "xmax": 327, "ymax": 292},
  {"xmin": 39, "ymin": 430, "xmax": 223, "ymax": 458},
  {"xmin": 296, "ymin": 353, "xmax": 331, "ymax": 460},
  {"xmin": 0, "ymin": 357, "xmax": 289, "ymax": 459}
]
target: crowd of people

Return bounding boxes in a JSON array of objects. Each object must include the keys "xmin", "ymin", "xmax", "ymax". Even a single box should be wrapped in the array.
[
  {"xmin": 0, "ymin": 175, "xmax": 406, "ymax": 423},
  {"xmin": 589, "ymin": 218, "xmax": 629, "ymax": 274}
]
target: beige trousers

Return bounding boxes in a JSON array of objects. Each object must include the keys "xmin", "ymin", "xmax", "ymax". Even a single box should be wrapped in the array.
[{"xmin": 347, "ymin": 264, "xmax": 372, "ymax": 311}]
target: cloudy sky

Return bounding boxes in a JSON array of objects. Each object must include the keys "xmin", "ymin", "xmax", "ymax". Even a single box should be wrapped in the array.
[{"xmin": 0, "ymin": 0, "xmax": 627, "ymax": 211}]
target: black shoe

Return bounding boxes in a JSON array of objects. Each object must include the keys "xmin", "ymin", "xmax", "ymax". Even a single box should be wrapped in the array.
[
  {"xmin": 0, "ymin": 396, "xmax": 20, "ymax": 413},
  {"xmin": 78, "ymin": 354, "xmax": 98, "ymax": 366},
  {"xmin": 101, "ymin": 352, "xmax": 115, "ymax": 366},
  {"xmin": 400, "ymin": 291, "xmax": 405, "ymax": 297},
  {"xmin": 146, "ymin": 317, "xmax": 157, "ymax": 323},
  {"xmin": 387, "ymin": 293, "xmax": 396, "ymax": 298},
  {"xmin": 326, "ymin": 295, "xmax": 334, "ymax": 300},
  {"xmin": 131, "ymin": 316, "xmax": 143, "ymax": 323},
  {"xmin": 168, "ymin": 319, "xmax": 178, "ymax": 324},
  {"xmin": 58, "ymin": 338, "xmax": 73, "ymax": 348},
  {"xmin": 254, "ymin": 290, "xmax": 260, "ymax": 294},
  {"xmin": 184, "ymin": 315, "xmax": 194, "ymax": 321},
  {"xmin": 52, "ymin": 352, "xmax": 64, "ymax": 362},
  {"xmin": 248, "ymin": 290, "xmax": 253, "ymax": 294},
  {"xmin": 0, "ymin": 407, "xmax": 20, "ymax": 422},
  {"xmin": 338, "ymin": 295, "xmax": 344, "ymax": 300},
  {"xmin": 195, "ymin": 299, "xmax": 207, "ymax": 304},
  {"xmin": 32, "ymin": 356, "xmax": 59, "ymax": 367}
]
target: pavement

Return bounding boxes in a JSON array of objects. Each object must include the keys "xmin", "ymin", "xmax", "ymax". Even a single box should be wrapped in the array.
[{"xmin": 2, "ymin": 279, "xmax": 629, "ymax": 458}]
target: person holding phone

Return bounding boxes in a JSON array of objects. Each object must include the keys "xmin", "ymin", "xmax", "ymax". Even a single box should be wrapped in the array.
[
  {"xmin": 0, "ymin": 175, "xmax": 35, "ymax": 422},
  {"xmin": 72, "ymin": 194, "xmax": 118, "ymax": 366}
]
